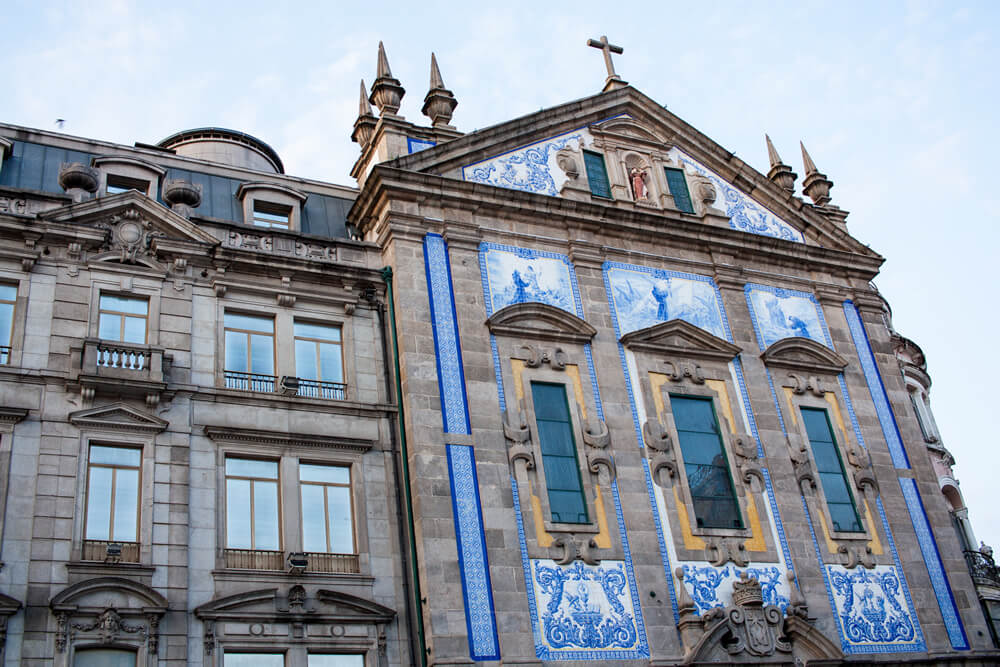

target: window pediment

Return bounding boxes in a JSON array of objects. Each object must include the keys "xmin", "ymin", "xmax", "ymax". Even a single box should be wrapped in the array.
[
  {"xmin": 591, "ymin": 117, "xmax": 666, "ymax": 146},
  {"xmin": 761, "ymin": 337, "xmax": 848, "ymax": 374},
  {"xmin": 486, "ymin": 302, "xmax": 596, "ymax": 344},
  {"xmin": 620, "ymin": 318, "xmax": 741, "ymax": 361},
  {"xmin": 194, "ymin": 586, "xmax": 394, "ymax": 624},
  {"xmin": 69, "ymin": 402, "xmax": 168, "ymax": 433},
  {"xmin": 50, "ymin": 576, "xmax": 167, "ymax": 612}
]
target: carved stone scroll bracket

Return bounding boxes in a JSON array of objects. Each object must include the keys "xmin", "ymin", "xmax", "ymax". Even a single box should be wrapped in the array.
[
  {"xmin": 706, "ymin": 538, "xmax": 748, "ymax": 567},
  {"xmin": 788, "ymin": 372, "xmax": 824, "ymax": 397},
  {"xmin": 203, "ymin": 619, "xmax": 216, "ymax": 655},
  {"xmin": 55, "ymin": 612, "xmax": 68, "ymax": 653},
  {"xmin": 502, "ymin": 406, "xmax": 535, "ymax": 473},
  {"xmin": 838, "ymin": 542, "xmax": 876, "ymax": 569},
  {"xmin": 552, "ymin": 533, "xmax": 600, "ymax": 566},
  {"xmin": 731, "ymin": 433, "xmax": 764, "ymax": 490},
  {"xmin": 787, "ymin": 436, "xmax": 815, "ymax": 492},
  {"xmin": 664, "ymin": 359, "xmax": 705, "ymax": 384},
  {"xmin": 556, "ymin": 147, "xmax": 591, "ymax": 201},
  {"xmin": 583, "ymin": 419, "xmax": 615, "ymax": 481},
  {"xmin": 846, "ymin": 445, "xmax": 879, "ymax": 495},
  {"xmin": 785, "ymin": 570, "xmax": 809, "ymax": 620},
  {"xmin": 642, "ymin": 418, "xmax": 676, "ymax": 486},
  {"xmin": 518, "ymin": 343, "xmax": 567, "ymax": 370}
]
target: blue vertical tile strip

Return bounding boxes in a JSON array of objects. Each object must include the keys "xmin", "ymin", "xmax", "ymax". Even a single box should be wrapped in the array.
[
  {"xmin": 423, "ymin": 233, "xmax": 499, "ymax": 660},
  {"xmin": 843, "ymin": 300, "xmax": 968, "ymax": 650}
]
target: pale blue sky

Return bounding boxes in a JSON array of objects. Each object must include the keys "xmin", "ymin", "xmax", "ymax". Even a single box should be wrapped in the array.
[{"xmin": 4, "ymin": 1, "xmax": 999, "ymax": 548}]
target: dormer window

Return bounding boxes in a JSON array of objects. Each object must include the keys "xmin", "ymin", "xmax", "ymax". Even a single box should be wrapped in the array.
[
  {"xmin": 106, "ymin": 174, "xmax": 150, "ymax": 196},
  {"xmin": 236, "ymin": 182, "xmax": 307, "ymax": 232},
  {"xmin": 252, "ymin": 201, "xmax": 292, "ymax": 229}
]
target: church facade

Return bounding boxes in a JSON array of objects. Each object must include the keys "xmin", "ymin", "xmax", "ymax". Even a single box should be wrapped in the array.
[{"xmin": 0, "ymin": 40, "xmax": 995, "ymax": 665}]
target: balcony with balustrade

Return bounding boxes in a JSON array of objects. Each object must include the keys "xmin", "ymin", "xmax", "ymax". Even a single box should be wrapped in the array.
[{"xmin": 70, "ymin": 338, "xmax": 170, "ymax": 406}]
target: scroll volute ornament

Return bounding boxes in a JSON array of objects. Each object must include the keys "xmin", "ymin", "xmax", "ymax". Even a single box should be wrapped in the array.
[
  {"xmin": 583, "ymin": 419, "xmax": 615, "ymax": 481},
  {"xmin": 503, "ymin": 402, "xmax": 535, "ymax": 473},
  {"xmin": 642, "ymin": 416, "xmax": 677, "ymax": 485}
]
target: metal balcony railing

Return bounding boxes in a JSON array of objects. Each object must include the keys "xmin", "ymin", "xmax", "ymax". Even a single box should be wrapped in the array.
[
  {"xmin": 223, "ymin": 548, "xmax": 284, "ymax": 570},
  {"xmin": 295, "ymin": 378, "xmax": 347, "ymax": 400},
  {"xmin": 965, "ymin": 550, "xmax": 1000, "ymax": 588},
  {"xmin": 304, "ymin": 552, "xmax": 360, "ymax": 574},
  {"xmin": 82, "ymin": 539, "xmax": 141, "ymax": 563},
  {"xmin": 224, "ymin": 370, "xmax": 277, "ymax": 393}
]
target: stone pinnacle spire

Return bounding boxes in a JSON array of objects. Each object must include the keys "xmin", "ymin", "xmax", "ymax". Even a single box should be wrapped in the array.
[
  {"xmin": 422, "ymin": 52, "xmax": 458, "ymax": 128},
  {"xmin": 369, "ymin": 41, "xmax": 405, "ymax": 116},
  {"xmin": 764, "ymin": 134, "xmax": 797, "ymax": 195},
  {"xmin": 800, "ymin": 141, "xmax": 833, "ymax": 206},
  {"xmin": 352, "ymin": 79, "xmax": 378, "ymax": 147}
]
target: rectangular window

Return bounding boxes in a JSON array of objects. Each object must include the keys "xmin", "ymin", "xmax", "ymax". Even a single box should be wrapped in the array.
[
  {"xmin": 98, "ymin": 294, "xmax": 148, "ymax": 344},
  {"xmin": 252, "ymin": 201, "xmax": 291, "ymax": 229},
  {"xmin": 0, "ymin": 283, "xmax": 15, "ymax": 364},
  {"xmin": 583, "ymin": 150, "xmax": 612, "ymax": 199},
  {"xmin": 225, "ymin": 458, "xmax": 281, "ymax": 551},
  {"xmin": 664, "ymin": 167, "xmax": 695, "ymax": 213},
  {"xmin": 106, "ymin": 175, "xmax": 150, "ymax": 195},
  {"xmin": 224, "ymin": 312, "xmax": 275, "ymax": 391},
  {"xmin": 308, "ymin": 656, "xmax": 364, "ymax": 667},
  {"xmin": 531, "ymin": 382, "xmax": 588, "ymax": 524},
  {"xmin": 671, "ymin": 395, "xmax": 743, "ymax": 529},
  {"xmin": 300, "ymin": 464, "xmax": 354, "ymax": 554},
  {"xmin": 224, "ymin": 654, "xmax": 285, "ymax": 667},
  {"xmin": 294, "ymin": 322, "xmax": 345, "ymax": 399},
  {"xmin": 800, "ymin": 407, "xmax": 863, "ymax": 532},
  {"xmin": 85, "ymin": 445, "xmax": 141, "ymax": 544}
]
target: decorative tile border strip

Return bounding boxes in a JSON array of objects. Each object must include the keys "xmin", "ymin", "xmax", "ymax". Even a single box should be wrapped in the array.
[
  {"xmin": 423, "ymin": 233, "xmax": 499, "ymax": 659},
  {"xmin": 447, "ymin": 444, "xmax": 500, "ymax": 660}
]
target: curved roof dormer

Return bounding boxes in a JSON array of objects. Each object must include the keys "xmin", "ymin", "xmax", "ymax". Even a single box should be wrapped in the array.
[{"xmin": 157, "ymin": 127, "xmax": 284, "ymax": 174}]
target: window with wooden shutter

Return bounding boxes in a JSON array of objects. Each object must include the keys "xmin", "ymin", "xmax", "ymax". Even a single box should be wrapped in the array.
[
  {"xmin": 531, "ymin": 381, "xmax": 588, "ymax": 524},
  {"xmin": 664, "ymin": 167, "xmax": 695, "ymax": 213},
  {"xmin": 583, "ymin": 150, "xmax": 612, "ymax": 199},
  {"xmin": 800, "ymin": 407, "xmax": 863, "ymax": 532},
  {"xmin": 671, "ymin": 395, "xmax": 742, "ymax": 529}
]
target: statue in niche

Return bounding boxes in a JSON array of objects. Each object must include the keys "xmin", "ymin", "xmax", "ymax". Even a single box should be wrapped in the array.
[{"xmin": 629, "ymin": 167, "xmax": 648, "ymax": 201}]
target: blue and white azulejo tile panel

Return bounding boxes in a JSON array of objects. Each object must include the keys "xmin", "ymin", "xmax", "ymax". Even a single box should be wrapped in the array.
[
  {"xmin": 423, "ymin": 233, "xmax": 471, "ymax": 435},
  {"xmin": 672, "ymin": 148, "xmax": 804, "ymax": 243},
  {"xmin": 826, "ymin": 564, "xmax": 923, "ymax": 651},
  {"xmin": 462, "ymin": 129, "xmax": 591, "ymax": 196},
  {"xmin": 407, "ymin": 137, "xmax": 436, "ymax": 154},
  {"xmin": 679, "ymin": 562, "xmax": 790, "ymax": 615},
  {"xmin": 605, "ymin": 263, "xmax": 726, "ymax": 338},
  {"xmin": 482, "ymin": 243, "xmax": 577, "ymax": 315},
  {"xmin": 530, "ymin": 559, "xmax": 647, "ymax": 661},
  {"xmin": 745, "ymin": 283, "xmax": 828, "ymax": 349}
]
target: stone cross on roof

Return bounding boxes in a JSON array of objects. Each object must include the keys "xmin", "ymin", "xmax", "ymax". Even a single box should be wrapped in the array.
[{"xmin": 587, "ymin": 35, "xmax": 628, "ymax": 91}]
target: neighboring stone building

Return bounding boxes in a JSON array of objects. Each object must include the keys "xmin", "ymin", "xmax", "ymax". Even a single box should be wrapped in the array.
[{"xmin": 0, "ymin": 39, "xmax": 997, "ymax": 666}]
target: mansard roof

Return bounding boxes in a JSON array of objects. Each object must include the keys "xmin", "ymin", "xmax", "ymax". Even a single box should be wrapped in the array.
[{"xmin": 383, "ymin": 86, "xmax": 876, "ymax": 258}]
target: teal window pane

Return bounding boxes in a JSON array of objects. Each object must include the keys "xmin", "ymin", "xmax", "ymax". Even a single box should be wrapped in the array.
[
  {"xmin": 301, "ymin": 484, "xmax": 328, "ymax": 552},
  {"xmin": 671, "ymin": 395, "xmax": 742, "ymax": 529},
  {"xmin": 665, "ymin": 167, "xmax": 694, "ymax": 213},
  {"xmin": 112, "ymin": 468, "xmax": 139, "ymax": 541},
  {"xmin": 531, "ymin": 382, "xmax": 588, "ymax": 524},
  {"xmin": 224, "ymin": 312, "xmax": 274, "ymax": 333},
  {"xmin": 98, "ymin": 313, "xmax": 122, "ymax": 341},
  {"xmin": 295, "ymin": 321, "xmax": 340, "ymax": 341},
  {"xmin": 225, "ymin": 331, "xmax": 247, "ymax": 372},
  {"xmin": 226, "ymin": 478, "xmax": 252, "ymax": 548},
  {"xmin": 100, "ymin": 295, "xmax": 148, "ymax": 315},
  {"xmin": 0, "ymin": 285, "xmax": 16, "ymax": 301},
  {"xmin": 0, "ymin": 302, "xmax": 13, "ymax": 346},
  {"xmin": 74, "ymin": 648, "xmax": 137, "ymax": 667},
  {"xmin": 327, "ymin": 485, "xmax": 353, "ymax": 553},
  {"xmin": 122, "ymin": 316, "xmax": 146, "ymax": 343},
  {"xmin": 90, "ymin": 445, "xmax": 141, "ymax": 466},
  {"xmin": 249, "ymin": 334, "xmax": 274, "ymax": 374},
  {"xmin": 253, "ymin": 481, "xmax": 280, "ymax": 549},
  {"xmin": 308, "ymin": 655, "xmax": 363, "ymax": 667},
  {"xmin": 300, "ymin": 464, "xmax": 349, "ymax": 485},
  {"xmin": 800, "ymin": 407, "xmax": 864, "ymax": 533},
  {"xmin": 224, "ymin": 654, "xmax": 285, "ymax": 667},
  {"xmin": 85, "ymin": 467, "xmax": 113, "ymax": 540},
  {"xmin": 226, "ymin": 458, "xmax": 278, "ymax": 478},
  {"xmin": 583, "ymin": 150, "xmax": 612, "ymax": 198},
  {"xmin": 295, "ymin": 339, "xmax": 318, "ymax": 379}
]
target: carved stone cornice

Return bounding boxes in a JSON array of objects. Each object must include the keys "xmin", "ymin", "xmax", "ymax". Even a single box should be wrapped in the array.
[
  {"xmin": 69, "ymin": 402, "xmax": 168, "ymax": 434},
  {"xmin": 620, "ymin": 319, "xmax": 741, "ymax": 361},
  {"xmin": 203, "ymin": 426, "xmax": 374, "ymax": 453},
  {"xmin": 0, "ymin": 407, "xmax": 28, "ymax": 425},
  {"xmin": 486, "ymin": 302, "xmax": 596, "ymax": 344},
  {"xmin": 760, "ymin": 337, "xmax": 848, "ymax": 375}
]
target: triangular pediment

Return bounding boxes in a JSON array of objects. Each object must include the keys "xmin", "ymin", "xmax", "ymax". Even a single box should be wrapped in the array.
[
  {"xmin": 195, "ymin": 587, "xmax": 394, "ymax": 624},
  {"xmin": 384, "ymin": 86, "xmax": 877, "ymax": 257},
  {"xmin": 485, "ymin": 302, "xmax": 596, "ymax": 344},
  {"xmin": 69, "ymin": 402, "xmax": 169, "ymax": 433},
  {"xmin": 761, "ymin": 336, "xmax": 848, "ymax": 374},
  {"xmin": 620, "ymin": 318, "xmax": 741, "ymax": 360},
  {"xmin": 40, "ymin": 190, "xmax": 220, "ymax": 246}
]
